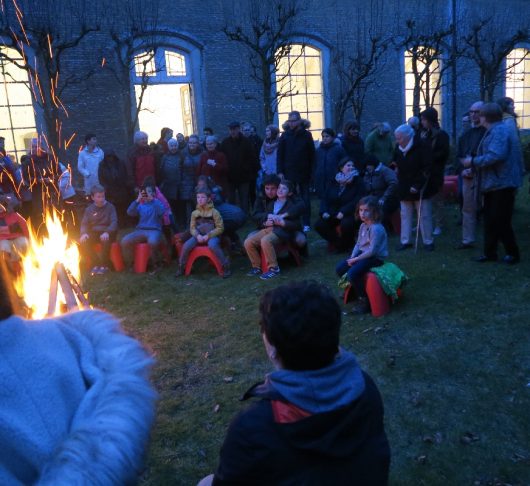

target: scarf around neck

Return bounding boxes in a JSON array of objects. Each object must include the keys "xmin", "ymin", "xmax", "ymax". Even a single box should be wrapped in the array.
[
  {"xmin": 263, "ymin": 138, "xmax": 279, "ymax": 155},
  {"xmin": 335, "ymin": 169, "xmax": 358, "ymax": 185}
]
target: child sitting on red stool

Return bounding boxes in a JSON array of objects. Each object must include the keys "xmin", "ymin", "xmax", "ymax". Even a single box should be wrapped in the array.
[
  {"xmin": 175, "ymin": 188, "xmax": 230, "ymax": 278},
  {"xmin": 335, "ymin": 196, "xmax": 388, "ymax": 314},
  {"xmin": 0, "ymin": 192, "xmax": 29, "ymax": 269},
  {"xmin": 79, "ymin": 184, "xmax": 118, "ymax": 275}
]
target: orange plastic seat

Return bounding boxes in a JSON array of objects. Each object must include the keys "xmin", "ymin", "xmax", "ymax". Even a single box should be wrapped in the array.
[
  {"xmin": 343, "ymin": 272, "xmax": 401, "ymax": 318},
  {"xmin": 133, "ymin": 242, "xmax": 170, "ymax": 273},
  {"xmin": 184, "ymin": 245, "xmax": 223, "ymax": 276},
  {"xmin": 443, "ymin": 175, "xmax": 458, "ymax": 200}
]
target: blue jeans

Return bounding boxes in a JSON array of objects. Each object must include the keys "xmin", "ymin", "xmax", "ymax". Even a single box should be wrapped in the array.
[
  {"xmin": 336, "ymin": 256, "xmax": 383, "ymax": 298},
  {"xmin": 179, "ymin": 236, "xmax": 227, "ymax": 266}
]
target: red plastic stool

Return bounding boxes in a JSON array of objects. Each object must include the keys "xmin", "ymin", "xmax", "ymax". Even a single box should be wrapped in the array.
[
  {"xmin": 343, "ymin": 272, "xmax": 400, "ymax": 317},
  {"xmin": 184, "ymin": 245, "xmax": 224, "ymax": 276},
  {"xmin": 260, "ymin": 241, "xmax": 302, "ymax": 273},
  {"xmin": 133, "ymin": 242, "xmax": 170, "ymax": 273},
  {"xmin": 94, "ymin": 242, "xmax": 124, "ymax": 272}
]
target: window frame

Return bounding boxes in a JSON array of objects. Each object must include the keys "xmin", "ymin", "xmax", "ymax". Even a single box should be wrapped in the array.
[{"xmin": 505, "ymin": 46, "xmax": 530, "ymax": 129}]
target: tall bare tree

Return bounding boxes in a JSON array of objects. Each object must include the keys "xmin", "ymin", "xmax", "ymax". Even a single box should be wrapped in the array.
[
  {"xmin": 222, "ymin": 0, "xmax": 304, "ymax": 125},
  {"xmin": 462, "ymin": 17, "xmax": 529, "ymax": 101},
  {"xmin": 0, "ymin": 0, "xmax": 100, "ymax": 156},
  {"xmin": 102, "ymin": 0, "xmax": 162, "ymax": 144},
  {"xmin": 333, "ymin": 0, "xmax": 389, "ymax": 128}
]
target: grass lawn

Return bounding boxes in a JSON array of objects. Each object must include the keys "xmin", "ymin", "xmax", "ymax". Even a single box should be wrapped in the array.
[{"xmin": 85, "ymin": 190, "xmax": 530, "ymax": 486}]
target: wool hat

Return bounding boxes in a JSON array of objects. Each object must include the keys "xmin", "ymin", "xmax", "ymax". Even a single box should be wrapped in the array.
[{"xmin": 228, "ymin": 121, "xmax": 240, "ymax": 128}]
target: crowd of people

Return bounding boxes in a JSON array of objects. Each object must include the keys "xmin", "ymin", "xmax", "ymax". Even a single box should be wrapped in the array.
[{"xmin": 0, "ymin": 97, "xmax": 527, "ymax": 483}]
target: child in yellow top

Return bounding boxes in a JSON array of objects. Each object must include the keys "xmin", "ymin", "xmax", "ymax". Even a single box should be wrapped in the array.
[{"xmin": 175, "ymin": 188, "xmax": 230, "ymax": 278}]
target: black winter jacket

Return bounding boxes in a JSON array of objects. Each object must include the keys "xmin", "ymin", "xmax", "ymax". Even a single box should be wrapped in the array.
[
  {"xmin": 319, "ymin": 177, "xmax": 366, "ymax": 217},
  {"xmin": 220, "ymin": 134, "xmax": 259, "ymax": 184},
  {"xmin": 212, "ymin": 372, "xmax": 390, "ymax": 486},
  {"xmin": 277, "ymin": 127, "xmax": 316, "ymax": 183}
]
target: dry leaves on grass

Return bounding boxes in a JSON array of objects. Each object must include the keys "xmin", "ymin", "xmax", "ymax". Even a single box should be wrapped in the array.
[
  {"xmin": 422, "ymin": 432, "xmax": 443, "ymax": 444},
  {"xmin": 460, "ymin": 431, "xmax": 480, "ymax": 445}
]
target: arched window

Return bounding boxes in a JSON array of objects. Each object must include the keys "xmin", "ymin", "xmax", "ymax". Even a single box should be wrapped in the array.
[
  {"xmin": 404, "ymin": 47, "xmax": 442, "ymax": 121},
  {"xmin": 506, "ymin": 48, "xmax": 530, "ymax": 129},
  {"xmin": 132, "ymin": 47, "xmax": 194, "ymax": 140},
  {"xmin": 276, "ymin": 44, "xmax": 324, "ymax": 138},
  {"xmin": 0, "ymin": 46, "xmax": 37, "ymax": 162}
]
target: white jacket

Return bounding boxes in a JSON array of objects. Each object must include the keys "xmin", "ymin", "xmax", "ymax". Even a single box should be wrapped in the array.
[
  {"xmin": 0, "ymin": 309, "xmax": 157, "ymax": 485},
  {"xmin": 78, "ymin": 146, "xmax": 104, "ymax": 194}
]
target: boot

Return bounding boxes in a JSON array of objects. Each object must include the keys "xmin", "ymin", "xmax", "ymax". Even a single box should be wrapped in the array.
[
  {"xmin": 351, "ymin": 297, "xmax": 370, "ymax": 315},
  {"xmin": 174, "ymin": 263, "xmax": 184, "ymax": 277},
  {"xmin": 222, "ymin": 260, "xmax": 232, "ymax": 279}
]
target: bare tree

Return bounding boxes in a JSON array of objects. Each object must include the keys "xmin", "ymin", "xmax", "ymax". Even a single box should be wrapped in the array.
[
  {"xmin": 333, "ymin": 1, "xmax": 389, "ymax": 128},
  {"xmin": 222, "ymin": 0, "xmax": 304, "ymax": 125},
  {"xmin": 0, "ymin": 0, "xmax": 100, "ymax": 155},
  {"xmin": 396, "ymin": 18, "xmax": 458, "ymax": 117},
  {"xmin": 102, "ymin": 0, "xmax": 162, "ymax": 144},
  {"xmin": 462, "ymin": 17, "xmax": 529, "ymax": 101}
]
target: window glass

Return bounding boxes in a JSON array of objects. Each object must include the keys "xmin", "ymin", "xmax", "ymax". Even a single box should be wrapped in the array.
[{"xmin": 506, "ymin": 48, "xmax": 530, "ymax": 129}]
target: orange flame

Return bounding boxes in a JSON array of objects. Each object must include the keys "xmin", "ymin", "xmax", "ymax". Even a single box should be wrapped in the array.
[{"xmin": 14, "ymin": 209, "xmax": 81, "ymax": 319}]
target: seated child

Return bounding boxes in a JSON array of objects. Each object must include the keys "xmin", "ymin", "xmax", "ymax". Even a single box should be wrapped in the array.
[
  {"xmin": 175, "ymin": 188, "xmax": 230, "ymax": 278},
  {"xmin": 244, "ymin": 179, "xmax": 302, "ymax": 280},
  {"xmin": 252, "ymin": 174, "xmax": 307, "ymax": 250},
  {"xmin": 196, "ymin": 175, "xmax": 246, "ymax": 251},
  {"xmin": 335, "ymin": 196, "xmax": 388, "ymax": 314},
  {"xmin": 0, "ymin": 192, "xmax": 29, "ymax": 267},
  {"xmin": 121, "ymin": 183, "xmax": 166, "ymax": 269},
  {"xmin": 142, "ymin": 175, "xmax": 177, "ymax": 238},
  {"xmin": 79, "ymin": 184, "xmax": 118, "ymax": 275}
]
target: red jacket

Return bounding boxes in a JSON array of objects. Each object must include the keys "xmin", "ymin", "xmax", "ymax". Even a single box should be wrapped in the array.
[
  {"xmin": 196, "ymin": 150, "xmax": 229, "ymax": 193},
  {"xmin": 0, "ymin": 212, "xmax": 29, "ymax": 240}
]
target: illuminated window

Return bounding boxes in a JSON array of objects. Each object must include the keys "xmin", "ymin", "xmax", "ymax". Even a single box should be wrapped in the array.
[
  {"xmin": 404, "ymin": 47, "xmax": 442, "ymax": 121},
  {"xmin": 0, "ymin": 46, "xmax": 37, "ymax": 162},
  {"xmin": 506, "ymin": 48, "xmax": 530, "ymax": 129},
  {"xmin": 132, "ymin": 48, "xmax": 194, "ymax": 139},
  {"xmin": 276, "ymin": 44, "xmax": 324, "ymax": 138}
]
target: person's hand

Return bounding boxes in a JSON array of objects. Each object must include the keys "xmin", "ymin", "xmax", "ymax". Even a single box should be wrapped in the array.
[
  {"xmin": 378, "ymin": 198, "xmax": 385, "ymax": 206},
  {"xmin": 264, "ymin": 218, "xmax": 274, "ymax": 227},
  {"xmin": 462, "ymin": 168, "xmax": 473, "ymax": 178},
  {"xmin": 462, "ymin": 156, "xmax": 473, "ymax": 168},
  {"xmin": 410, "ymin": 187, "xmax": 418, "ymax": 194},
  {"xmin": 207, "ymin": 159, "xmax": 216, "ymax": 167},
  {"xmin": 275, "ymin": 216, "xmax": 285, "ymax": 227},
  {"xmin": 336, "ymin": 212, "xmax": 344, "ymax": 220},
  {"xmin": 80, "ymin": 233, "xmax": 89, "ymax": 243},
  {"xmin": 100, "ymin": 232, "xmax": 109, "ymax": 242},
  {"xmin": 322, "ymin": 212, "xmax": 330, "ymax": 219},
  {"xmin": 203, "ymin": 234, "xmax": 209, "ymax": 242},
  {"xmin": 136, "ymin": 191, "xmax": 144, "ymax": 203},
  {"xmin": 347, "ymin": 257, "xmax": 356, "ymax": 266}
]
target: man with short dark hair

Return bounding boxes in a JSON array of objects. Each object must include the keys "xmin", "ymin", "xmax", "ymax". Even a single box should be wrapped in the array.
[
  {"xmin": 200, "ymin": 281, "xmax": 390, "ymax": 485},
  {"xmin": 220, "ymin": 121, "xmax": 258, "ymax": 214},
  {"xmin": 277, "ymin": 111, "xmax": 315, "ymax": 232},
  {"xmin": 78, "ymin": 133, "xmax": 104, "ymax": 196}
]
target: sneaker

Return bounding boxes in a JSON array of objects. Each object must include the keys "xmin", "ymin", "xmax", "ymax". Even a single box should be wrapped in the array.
[
  {"xmin": 433, "ymin": 227, "xmax": 442, "ymax": 236},
  {"xmin": 395, "ymin": 243, "xmax": 413, "ymax": 251},
  {"xmin": 90, "ymin": 266, "xmax": 100, "ymax": 276},
  {"xmin": 98, "ymin": 266, "xmax": 109, "ymax": 274},
  {"xmin": 303, "ymin": 226, "xmax": 311, "ymax": 233},
  {"xmin": 423, "ymin": 243, "xmax": 435, "ymax": 251},
  {"xmin": 174, "ymin": 263, "xmax": 184, "ymax": 277},
  {"xmin": 222, "ymin": 263, "xmax": 232, "ymax": 278},
  {"xmin": 260, "ymin": 267, "xmax": 280, "ymax": 280},
  {"xmin": 246, "ymin": 267, "xmax": 262, "ymax": 276}
]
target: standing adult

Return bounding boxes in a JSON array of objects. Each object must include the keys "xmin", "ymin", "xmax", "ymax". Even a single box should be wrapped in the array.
[
  {"xmin": 277, "ymin": 111, "xmax": 316, "ymax": 232},
  {"xmin": 393, "ymin": 124, "xmax": 435, "ymax": 251},
  {"xmin": 314, "ymin": 128, "xmax": 347, "ymax": 200},
  {"xmin": 98, "ymin": 149, "xmax": 131, "ymax": 228},
  {"xmin": 157, "ymin": 127, "xmax": 173, "ymax": 154},
  {"xmin": 128, "ymin": 131, "xmax": 157, "ymax": 189},
  {"xmin": 365, "ymin": 122, "xmax": 394, "ymax": 167},
  {"xmin": 456, "ymin": 101, "xmax": 486, "ymax": 249},
  {"xmin": 259, "ymin": 125, "xmax": 280, "ymax": 176},
  {"xmin": 196, "ymin": 135, "xmax": 229, "ymax": 194},
  {"xmin": 341, "ymin": 121, "xmax": 365, "ymax": 172},
  {"xmin": 158, "ymin": 138, "xmax": 182, "ymax": 228},
  {"xmin": 77, "ymin": 133, "xmax": 104, "ymax": 196},
  {"xmin": 21, "ymin": 138, "xmax": 61, "ymax": 229},
  {"xmin": 242, "ymin": 122, "xmax": 263, "ymax": 208},
  {"xmin": 179, "ymin": 134, "xmax": 204, "ymax": 226},
  {"xmin": 420, "ymin": 108, "xmax": 450, "ymax": 236},
  {"xmin": 0, "ymin": 136, "xmax": 19, "ymax": 200},
  {"xmin": 220, "ymin": 121, "xmax": 258, "ymax": 214},
  {"xmin": 462, "ymin": 102, "xmax": 523, "ymax": 264}
]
